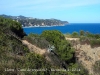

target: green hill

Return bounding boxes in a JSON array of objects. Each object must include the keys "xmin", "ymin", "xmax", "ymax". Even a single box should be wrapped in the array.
[{"xmin": 0, "ymin": 17, "xmax": 89, "ymax": 75}]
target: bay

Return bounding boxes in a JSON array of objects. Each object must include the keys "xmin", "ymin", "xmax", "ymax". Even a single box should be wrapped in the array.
[{"xmin": 23, "ymin": 23, "xmax": 100, "ymax": 35}]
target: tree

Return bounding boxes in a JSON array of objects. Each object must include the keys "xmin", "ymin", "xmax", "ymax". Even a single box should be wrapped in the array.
[
  {"xmin": 71, "ymin": 31, "xmax": 79, "ymax": 38},
  {"xmin": 80, "ymin": 30, "xmax": 85, "ymax": 36},
  {"xmin": 25, "ymin": 53, "xmax": 47, "ymax": 69},
  {"xmin": 94, "ymin": 34, "xmax": 100, "ymax": 39},
  {"xmin": 41, "ymin": 30, "xmax": 75, "ymax": 63}
]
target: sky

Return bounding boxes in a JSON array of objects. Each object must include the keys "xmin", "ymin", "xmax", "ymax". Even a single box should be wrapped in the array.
[{"xmin": 0, "ymin": 0, "xmax": 100, "ymax": 23}]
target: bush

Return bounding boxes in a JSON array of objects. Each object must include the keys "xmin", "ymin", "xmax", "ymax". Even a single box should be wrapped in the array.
[
  {"xmin": 71, "ymin": 31, "xmax": 79, "ymax": 38},
  {"xmin": 80, "ymin": 30, "xmax": 85, "ymax": 36},
  {"xmin": 80, "ymin": 36, "xmax": 90, "ymax": 44},
  {"xmin": 0, "ymin": 17, "xmax": 26, "ymax": 38},
  {"xmin": 90, "ymin": 39, "xmax": 100, "ymax": 47},
  {"xmin": 24, "ymin": 34, "xmax": 49, "ymax": 49},
  {"xmin": 41, "ymin": 30, "xmax": 75, "ymax": 63},
  {"xmin": 93, "ymin": 60, "xmax": 100, "ymax": 75},
  {"xmin": 65, "ymin": 33, "xmax": 72, "ymax": 38}
]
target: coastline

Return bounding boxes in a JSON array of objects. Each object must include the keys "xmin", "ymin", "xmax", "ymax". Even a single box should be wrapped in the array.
[
  {"xmin": 23, "ymin": 23, "xmax": 100, "ymax": 35},
  {"xmin": 23, "ymin": 24, "xmax": 67, "ymax": 28}
]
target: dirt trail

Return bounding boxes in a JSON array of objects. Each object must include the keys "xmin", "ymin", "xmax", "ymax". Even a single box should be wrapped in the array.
[
  {"xmin": 22, "ymin": 40, "xmax": 62, "ymax": 66},
  {"xmin": 22, "ymin": 40, "xmax": 47, "ymax": 55},
  {"xmin": 65, "ymin": 37, "xmax": 79, "ymax": 41}
]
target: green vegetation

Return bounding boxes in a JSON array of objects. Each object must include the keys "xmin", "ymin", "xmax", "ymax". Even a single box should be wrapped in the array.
[
  {"xmin": 0, "ymin": 17, "xmax": 89, "ymax": 75},
  {"xmin": 0, "ymin": 17, "xmax": 29, "ymax": 74},
  {"xmin": 80, "ymin": 30, "xmax": 85, "ymax": 36},
  {"xmin": 90, "ymin": 39, "xmax": 100, "ymax": 47},
  {"xmin": 65, "ymin": 30, "xmax": 100, "ymax": 47},
  {"xmin": 24, "ymin": 33, "xmax": 49, "ymax": 49},
  {"xmin": 41, "ymin": 30, "xmax": 75, "ymax": 63},
  {"xmin": 0, "ymin": 17, "xmax": 26, "ymax": 38},
  {"xmin": 79, "ymin": 32, "xmax": 100, "ymax": 47},
  {"xmin": 64, "ymin": 33, "xmax": 72, "ymax": 38},
  {"xmin": 93, "ymin": 60, "xmax": 100, "ymax": 75},
  {"xmin": 71, "ymin": 31, "xmax": 79, "ymax": 38}
]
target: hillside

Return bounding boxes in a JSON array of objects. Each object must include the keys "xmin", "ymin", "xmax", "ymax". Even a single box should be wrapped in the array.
[
  {"xmin": 65, "ymin": 31, "xmax": 100, "ymax": 75},
  {"xmin": 74, "ymin": 43, "xmax": 100, "ymax": 74},
  {"xmin": 0, "ymin": 17, "xmax": 89, "ymax": 75},
  {"xmin": 0, "ymin": 14, "xmax": 68, "ymax": 27}
]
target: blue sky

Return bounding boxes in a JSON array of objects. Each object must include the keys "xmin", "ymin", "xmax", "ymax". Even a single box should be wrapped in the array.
[{"xmin": 0, "ymin": 0, "xmax": 100, "ymax": 23}]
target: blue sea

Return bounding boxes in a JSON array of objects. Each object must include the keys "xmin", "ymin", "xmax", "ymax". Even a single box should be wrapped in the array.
[{"xmin": 23, "ymin": 23, "xmax": 100, "ymax": 35}]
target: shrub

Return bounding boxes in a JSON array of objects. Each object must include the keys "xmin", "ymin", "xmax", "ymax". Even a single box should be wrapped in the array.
[
  {"xmin": 90, "ymin": 39, "xmax": 100, "ymax": 47},
  {"xmin": 80, "ymin": 30, "xmax": 85, "ymax": 36},
  {"xmin": 93, "ymin": 60, "xmax": 100, "ymax": 75},
  {"xmin": 71, "ymin": 31, "xmax": 79, "ymax": 38}
]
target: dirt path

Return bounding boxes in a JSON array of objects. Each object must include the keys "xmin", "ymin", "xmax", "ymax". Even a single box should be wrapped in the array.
[
  {"xmin": 22, "ymin": 40, "xmax": 47, "ymax": 55},
  {"xmin": 22, "ymin": 40, "xmax": 62, "ymax": 66},
  {"xmin": 65, "ymin": 37, "xmax": 79, "ymax": 41},
  {"xmin": 22, "ymin": 40, "xmax": 55, "ymax": 63}
]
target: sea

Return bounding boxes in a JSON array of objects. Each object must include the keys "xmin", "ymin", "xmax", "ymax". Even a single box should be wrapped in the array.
[{"xmin": 23, "ymin": 23, "xmax": 100, "ymax": 35}]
